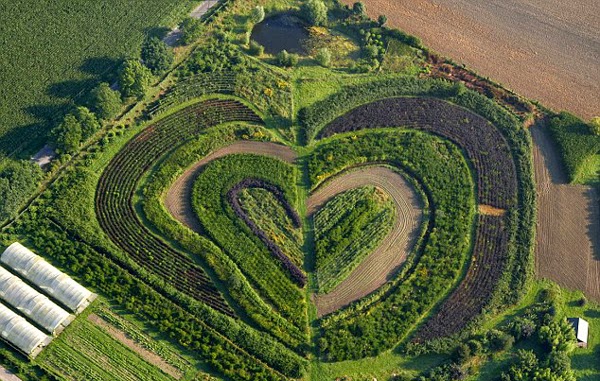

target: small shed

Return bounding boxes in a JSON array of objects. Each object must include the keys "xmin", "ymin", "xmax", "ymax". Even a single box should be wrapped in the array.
[{"xmin": 567, "ymin": 317, "xmax": 589, "ymax": 348}]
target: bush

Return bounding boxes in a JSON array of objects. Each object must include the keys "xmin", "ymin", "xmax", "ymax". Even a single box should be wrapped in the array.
[
  {"xmin": 538, "ymin": 320, "xmax": 576, "ymax": 353},
  {"xmin": 315, "ymin": 47, "xmax": 331, "ymax": 67},
  {"xmin": 73, "ymin": 106, "xmax": 100, "ymax": 141},
  {"xmin": 0, "ymin": 161, "xmax": 42, "ymax": 221},
  {"xmin": 453, "ymin": 343, "xmax": 471, "ymax": 364},
  {"xmin": 52, "ymin": 114, "xmax": 82, "ymax": 153},
  {"xmin": 117, "ymin": 59, "xmax": 153, "ymax": 99},
  {"xmin": 302, "ymin": 0, "xmax": 328, "ymax": 26},
  {"xmin": 248, "ymin": 40, "xmax": 264, "ymax": 56},
  {"xmin": 276, "ymin": 50, "xmax": 299, "ymax": 67},
  {"xmin": 378, "ymin": 14, "xmax": 387, "ymax": 27},
  {"xmin": 141, "ymin": 36, "xmax": 174, "ymax": 74},
  {"xmin": 353, "ymin": 1, "xmax": 366, "ymax": 16},
  {"xmin": 89, "ymin": 83, "xmax": 121, "ymax": 120},
  {"xmin": 590, "ymin": 117, "xmax": 600, "ymax": 135},
  {"xmin": 250, "ymin": 5, "xmax": 265, "ymax": 24},
  {"xmin": 487, "ymin": 330, "xmax": 514, "ymax": 352},
  {"xmin": 180, "ymin": 17, "xmax": 203, "ymax": 45}
]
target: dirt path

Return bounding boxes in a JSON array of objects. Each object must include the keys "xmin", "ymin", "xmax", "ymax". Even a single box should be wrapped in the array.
[
  {"xmin": 308, "ymin": 167, "xmax": 423, "ymax": 317},
  {"xmin": 164, "ymin": 141, "xmax": 297, "ymax": 233},
  {"xmin": 163, "ymin": 0, "xmax": 221, "ymax": 46},
  {"xmin": 342, "ymin": 0, "xmax": 600, "ymax": 120},
  {"xmin": 88, "ymin": 314, "xmax": 183, "ymax": 380},
  {"xmin": 531, "ymin": 122, "xmax": 600, "ymax": 301}
]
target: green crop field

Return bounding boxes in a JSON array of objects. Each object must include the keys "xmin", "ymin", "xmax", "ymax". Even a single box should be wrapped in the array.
[{"xmin": 0, "ymin": 0, "xmax": 598, "ymax": 380}]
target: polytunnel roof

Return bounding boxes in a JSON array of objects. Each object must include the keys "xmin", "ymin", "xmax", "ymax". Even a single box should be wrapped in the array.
[
  {"xmin": 1, "ymin": 243, "xmax": 95, "ymax": 314},
  {"xmin": 0, "ymin": 301, "xmax": 52, "ymax": 357},
  {"xmin": 0, "ymin": 266, "xmax": 73, "ymax": 334}
]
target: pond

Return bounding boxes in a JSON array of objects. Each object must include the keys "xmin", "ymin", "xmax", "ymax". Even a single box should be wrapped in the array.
[{"xmin": 251, "ymin": 14, "xmax": 309, "ymax": 55}]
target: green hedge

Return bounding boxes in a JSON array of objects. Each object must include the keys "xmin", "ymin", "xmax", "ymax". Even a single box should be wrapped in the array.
[{"xmin": 547, "ymin": 112, "xmax": 600, "ymax": 183}]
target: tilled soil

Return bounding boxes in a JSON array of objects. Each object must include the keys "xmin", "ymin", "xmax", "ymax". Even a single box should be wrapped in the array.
[
  {"xmin": 342, "ymin": 0, "xmax": 600, "ymax": 120},
  {"xmin": 164, "ymin": 141, "xmax": 297, "ymax": 233},
  {"xmin": 531, "ymin": 122, "xmax": 600, "ymax": 301},
  {"xmin": 308, "ymin": 166, "xmax": 423, "ymax": 317}
]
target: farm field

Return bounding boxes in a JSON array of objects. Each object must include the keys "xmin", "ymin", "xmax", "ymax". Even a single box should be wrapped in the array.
[
  {"xmin": 340, "ymin": 0, "xmax": 600, "ymax": 120},
  {"xmin": 0, "ymin": 0, "xmax": 598, "ymax": 380},
  {"xmin": 531, "ymin": 122, "xmax": 600, "ymax": 301},
  {"xmin": 0, "ymin": 0, "xmax": 197, "ymax": 159}
]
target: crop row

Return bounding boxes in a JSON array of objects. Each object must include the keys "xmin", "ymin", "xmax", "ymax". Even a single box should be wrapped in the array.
[
  {"xmin": 96, "ymin": 99, "xmax": 262, "ymax": 317},
  {"xmin": 319, "ymin": 97, "xmax": 517, "ymax": 209},
  {"xmin": 191, "ymin": 154, "xmax": 307, "ymax": 329},
  {"xmin": 412, "ymin": 215, "xmax": 510, "ymax": 342},
  {"xmin": 227, "ymin": 178, "xmax": 305, "ymax": 286}
]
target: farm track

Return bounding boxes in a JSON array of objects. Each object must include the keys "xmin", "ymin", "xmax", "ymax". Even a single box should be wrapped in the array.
[
  {"xmin": 164, "ymin": 141, "xmax": 297, "ymax": 233},
  {"xmin": 341, "ymin": 0, "xmax": 600, "ymax": 120},
  {"xmin": 531, "ymin": 122, "xmax": 600, "ymax": 301},
  {"xmin": 308, "ymin": 167, "xmax": 423, "ymax": 317}
]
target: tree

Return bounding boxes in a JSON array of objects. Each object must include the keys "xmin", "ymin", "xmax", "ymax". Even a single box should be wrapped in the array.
[
  {"xmin": 90, "ymin": 82, "xmax": 121, "ymax": 120},
  {"xmin": 248, "ymin": 40, "xmax": 264, "ymax": 56},
  {"xmin": 302, "ymin": 0, "xmax": 328, "ymax": 26},
  {"xmin": 538, "ymin": 320, "xmax": 576, "ymax": 353},
  {"xmin": 180, "ymin": 17, "xmax": 203, "ymax": 45},
  {"xmin": 315, "ymin": 47, "xmax": 331, "ymax": 67},
  {"xmin": 118, "ymin": 59, "xmax": 153, "ymax": 100},
  {"xmin": 73, "ymin": 106, "xmax": 100, "ymax": 140},
  {"xmin": 590, "ymin": 117, "xmax": 600, "ymax": 135},
  {"xmin": 276, "ymin": 50, "xmax": 299, "ymax": 67},
  {"xmin": 353, "ymin": 2, "xmax": 366, "ymax": 16},
  {"xmin": 0, "ymin": 161, "xmax": 42, "ymax": 221},
  {"xmin": 250, "ymin": 5, "xmax": 265, "ymax": 24},
  {"xmin": 53, "ymin": 114, "xmax": 82, "ymax": 153},
  {"xmin": 141, "ymin": 37, "xmax": 174, "ymax": 74},
  {"xmin": 378, "ymin": 14, "xmax": 388, "ymax": 26}
]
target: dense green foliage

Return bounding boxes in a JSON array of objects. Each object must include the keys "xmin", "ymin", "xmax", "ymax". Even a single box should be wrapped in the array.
[
  {"xmin": 0, "ymin": 161, "xmax": 43, "ymax": 221},
  {"xmin": 141, "ymin": 37, "xmax": 174, "ymax": 74},
  {"xmin": 547, "ymin": 112, "xmax": 600, "ymax": 183},
  {"xmin": 311, "ymin": 130, "xmax": 474, "ymax": 360},
  {"xmin": 0, "ymin": 0, "xmax": 197, "ymax": 156},
  {"xmin": 302, "ymin": 0, "xmax": 328, "ymax": 26},
  {"xmin": 192, "ymin": 154, "xmax": 307, "ymax": 329},
  {"xmin": 118, "ymin": 59, "xmax": 154, "ymax": 99},
  {"xmin": 89, "ymin": 83, "xmax": 122, "ymax": 120},
  {"xmin": 314, "ymin": 186, "xmax": 394, "ymax": 293},
  {"xmin": 180, "ymin": 17, "xmax": 204, "ymax": 45},
  {"xmin": 51, "ymin": 107, "xmax": 101, "ymax": 153}
]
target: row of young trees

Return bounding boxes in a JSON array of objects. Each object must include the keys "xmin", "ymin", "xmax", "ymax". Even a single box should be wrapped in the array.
[{"xmin": 50, "ymin": 35, "xmax": 175, "ymax": 154}]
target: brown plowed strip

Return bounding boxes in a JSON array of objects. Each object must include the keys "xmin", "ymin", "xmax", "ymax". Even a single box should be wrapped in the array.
[
  {"xmin": 478, "ymin": 204, "xmax": 506, "ymax": 216},
  {"xmin": 308, "ymin": 167, "xmax": 423, "ymax": 317},
  {"xmin": 88, "ymin": 314, "xmax": 183, "ymax": 380},
  {"xmin": 341, "ymin": 0, "xmax": 600, "ymax": 119},
  {"xmin": 164, "ymin": 141, "xmax": 297, "ymax": 233},
  {"xmin": 531, "ymin": 122, "xmax": 600, "ymax": 301}
]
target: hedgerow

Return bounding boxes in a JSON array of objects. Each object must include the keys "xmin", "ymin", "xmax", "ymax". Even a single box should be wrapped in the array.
[
  {"xmin": 312, "ymin": 130, "xmax": 475, "ymax": 361},
  {"xmin": 314, "ymin": 186, "xmax": 394, "ymax": 293},
  {"xmin": 547, "ymin": 112, "xmax": 600, "ymax": 183},
  {"xmin": 192, "ymin": 154, "xmax": 307, "ymax": 329}
]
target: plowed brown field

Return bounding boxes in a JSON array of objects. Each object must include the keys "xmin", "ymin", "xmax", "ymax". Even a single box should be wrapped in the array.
[
  {"xmin": 342, "ymin": 0, "xmax": 600, "ymax": 119},
  {"xmin": 532, "ymin": 122, "xmax": 600, "ymax": 301},
  {"xmin": 309, "ymin": 166, "xmax": 423, "ymax": 317}
]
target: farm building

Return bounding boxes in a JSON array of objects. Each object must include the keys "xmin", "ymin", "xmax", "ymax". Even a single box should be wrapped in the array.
[
  {"xmin": 1, "ymin": 243, "xmax": 96, "ymax": 314},
  {"xmin": 567, "ymin": 317, "xmax": 589, "ymax": 348},
  {"xmin": 0, "ymin": 266, "xmax": 74, "ymax": 335},
  {"xmin": 0, "ymin": 301, "xmax": 52, "ymax": 358}
]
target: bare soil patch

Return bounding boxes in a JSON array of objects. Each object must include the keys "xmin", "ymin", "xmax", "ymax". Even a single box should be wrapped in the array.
[
  {"xmin": 531, "ymin": 121, "xmax": 600, "ymax": 301},
  {"xmin": 88, "ymin": 314, "xmax": 183, "ymax": 380},
  {"xmin": 164, "ymin": 141, "xmax": 297, "ymax": 233},
  {"xmin": 478, "ymin": 204, "xmax": 506, "ymax": 217},
  {"xmin": 308, "ymin": 166, "xmax": 423, "ymax": 317},
  {"xmin": 342, "ymin": 0, "xmax": 600, "ymax": 119}
]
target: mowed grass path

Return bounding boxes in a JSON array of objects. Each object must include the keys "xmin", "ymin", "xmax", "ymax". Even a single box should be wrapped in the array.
[{"xmin": 0, "ymin": 0, "xmax": 196, "ymax": 158}]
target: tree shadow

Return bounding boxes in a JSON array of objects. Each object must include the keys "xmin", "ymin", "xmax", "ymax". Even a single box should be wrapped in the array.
[
  {"xmin": 47, "ymin": 78, "xmax": 98, "ymax": 99},
  {"xmin": 584, "ymin": 309, "xmax": 600, "ymax": 319},
  {"xmin": 80, "ymin": 56, "xmax": 122, "ymax": 83},
  {"xmin": 144, "ymin": 26, "xmax": 172, "ymax": 40}
]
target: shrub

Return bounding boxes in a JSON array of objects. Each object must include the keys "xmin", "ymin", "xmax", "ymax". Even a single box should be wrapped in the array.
[
  {"xmin": 0, "ymin": 161, "xmax": 42, "ymax": 221},
  {"xmin": 72, "ymin": 106, "xmax": 100, "ymax": 141},
  {"xmin": 590, "ymin": 117, "xmax": 600, "ymax": 135},
  {"xmin": 353, "ymin": 1, "xmax": 366, "ymax": 16},
  {"xmin": 250, "ymin": 5, "xmax": 265, "ymax": 24},
  {"xmin": 89, "ymin": 83, "xmax": 121, "ymax": 120},
  {"xmin": 248, "ymin": 40, "xmax": 264, "ymax": 56},
  {"xmin": 315, "ymin": 47, "xmax": 331, "ymax": 67},
  {"xmin": 538, "ymin": 320, "xmax": 576, "ymax": 353},
  {"xmin": 52, "ymin": 114, "xmax": 82, "ymax": 153},
  {"xmin": 117, "ymin": 59, "xmax": 153, "ymax": 100},
  {"xmin": 453, "ymin": 343, "xmax": 471, "ymax": 363},
  {"xmin": 578, "ymin": 296, "xmax": 587, "ymax": 306},
  {"xmin": 141, "ymin": 36, "xmax": 174, "ymax": 74},
  {"xmin": 487, "ymin": 330, "xmax": 514, "ymax": 352},
  {"xmin": 302, "ymin": 0, "xmax": 328, "ymax": 26},
  {"xmin": 276, "ymin": 50, "xmax": 299, "ymax": 67},
  {"xmin": 378, "ymin": 14, "xmax": 388, "ymax": 27},
  {"xmin": 180, "ymin": 17, "xmax": 203, "ymax": 45},
  {"xmin": 466, "ymin": 339, "xmax": 483, "ymax": 356}
]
